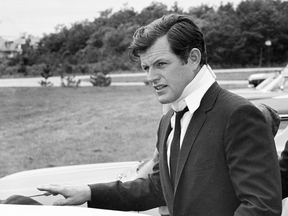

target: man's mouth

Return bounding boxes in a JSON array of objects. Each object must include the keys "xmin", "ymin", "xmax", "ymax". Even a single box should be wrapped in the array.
[{"xmin": 154, "ymin": 84, "xmax": 167, "ymax": 91}]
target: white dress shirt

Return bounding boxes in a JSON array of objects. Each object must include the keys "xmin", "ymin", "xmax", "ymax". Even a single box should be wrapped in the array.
[{"xmin": 164, "ymin": 65, "xmax": 216, "ymax": 169}]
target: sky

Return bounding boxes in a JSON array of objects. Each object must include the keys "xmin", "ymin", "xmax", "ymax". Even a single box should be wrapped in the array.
[{"xmin": 0, "ymin": 0, "xmax": 242, "ymax": 40}]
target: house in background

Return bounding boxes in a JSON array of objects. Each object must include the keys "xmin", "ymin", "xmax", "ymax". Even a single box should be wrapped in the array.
[
  {"xmin": 0, "ymin": 35, "xmax": 40, "ymax": 59},
  {"xmin": 0, "ymin": 36, "xmax": 23, "ymax": 59},
  {"xmin": 0, "ymin": 16, "xmax": 41, "ymax": 59}
]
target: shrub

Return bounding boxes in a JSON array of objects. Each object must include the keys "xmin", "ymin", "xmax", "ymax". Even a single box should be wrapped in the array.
[
  {"xmin": 1, "ymin": 66, "xmax": 18, "ymax": 77},
  {"xmin": 74, "ymin": 64, "xmax": 89, "ymax": 74},
  {"xmin": 27, "ymin": 64, "xmax": 47, "ymax": 77},
  {"xmin": 61, "ymin": 75, "xmax": 81, "ymax": 87},
  {"xmin": 90, "ymin": 72, "xmax": 111, "ymax": 87},
  {"xmin": 39, "ymin": 64, "xmax": 54, "ymax": 87}
]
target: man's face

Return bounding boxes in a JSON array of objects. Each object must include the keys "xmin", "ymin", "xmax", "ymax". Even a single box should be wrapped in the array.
[{"xmin": 140, "ymin": 35, "xmax": 197, "ymax": 104}]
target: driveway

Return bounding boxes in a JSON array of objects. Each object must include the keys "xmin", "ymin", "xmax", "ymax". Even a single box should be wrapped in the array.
[{"xmin": 0, "ymin": 75, "xmax": 146, "ymax": 87}]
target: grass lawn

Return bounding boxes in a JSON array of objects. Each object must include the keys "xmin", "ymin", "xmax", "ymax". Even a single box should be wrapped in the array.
[
  {"xmin": 0, "ymin": 71, "xmax": 253, "ymax": 178},
  {"xmin": 0, "ymin": 86, "xmax": 163, "ymax": 178}
]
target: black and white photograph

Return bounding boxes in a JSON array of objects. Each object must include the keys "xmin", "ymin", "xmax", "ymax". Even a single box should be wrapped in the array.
[{"xmin": 1, "ymin": 0, "xmax": 288, "ymax": 215}]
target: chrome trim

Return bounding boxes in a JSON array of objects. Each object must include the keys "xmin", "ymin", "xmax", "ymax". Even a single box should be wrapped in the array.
[{"xmin": 280, "ymin": 114, "xmax": 288, "ymax": 121}]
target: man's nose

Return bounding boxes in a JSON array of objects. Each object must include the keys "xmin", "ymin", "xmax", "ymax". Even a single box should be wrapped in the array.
[{"xmin": 146, "ymin": 68, "xmax": 160, "ymax": 85}]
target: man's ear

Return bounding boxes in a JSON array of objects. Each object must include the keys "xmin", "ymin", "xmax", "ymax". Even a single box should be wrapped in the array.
[{"xmin": 188, "ymin": 48, "xmax": 201, "ymax": 66}]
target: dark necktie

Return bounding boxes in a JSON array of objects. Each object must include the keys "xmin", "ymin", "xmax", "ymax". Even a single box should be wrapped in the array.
[{"xmin": 170, "ymin": 106, "xmax": 189, "ymax": 187}]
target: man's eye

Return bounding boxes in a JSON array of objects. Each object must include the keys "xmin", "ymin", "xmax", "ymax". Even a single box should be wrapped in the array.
[{"xmin": 158, "ymin": 62, "xmax": 166, "ymax": 67}]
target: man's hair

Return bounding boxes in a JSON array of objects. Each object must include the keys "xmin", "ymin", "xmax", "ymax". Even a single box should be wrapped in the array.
[{"xmin": 128, "ymin": 14, "xmax": 207, "ymax": 66}]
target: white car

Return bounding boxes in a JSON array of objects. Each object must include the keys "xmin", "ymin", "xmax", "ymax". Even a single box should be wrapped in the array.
[
  {"xmin": 247, "ymin": 72, "xmax": 279, "ymax": 88},
  {"xmin": 0, "ymin": 204, "xmax": 151, "ymax": 216},
  {"xmin": 0, "ymin": 161, "xmax": 159, "ymax": 215},
  {"xmin": 233, "ymin": 64, "xmax": 288, "ymax": 100}
]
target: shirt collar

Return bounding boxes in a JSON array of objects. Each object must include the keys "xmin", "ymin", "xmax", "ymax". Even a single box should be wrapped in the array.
[{"xmin": 163, "ymin": 64, "xmax": 216, "ymax": 114}]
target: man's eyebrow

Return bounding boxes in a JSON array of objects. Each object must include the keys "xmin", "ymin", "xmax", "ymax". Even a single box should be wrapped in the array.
[
  {"xmin": 141, "ymin": 59, "xmax": 158, "ymax": 69},
  {"xmin": 153, "ymin": 58, "xmax": 167, "ymax": 65},
  {"xmin": 151, "ymin": 57, "xmax": 166, "ymax": 65},
  {"xmin": 141, "ymin": 54, "xmax": 168, "ymax": 68}
]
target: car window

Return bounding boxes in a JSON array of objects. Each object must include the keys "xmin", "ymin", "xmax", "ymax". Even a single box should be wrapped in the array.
[
  {"xmin": 263, "ymin": 75, "xmax": 284, "ymax": 92},
  {"xmin": 270, "ymin": 76, "xmax": 288, "ymax": 92}
]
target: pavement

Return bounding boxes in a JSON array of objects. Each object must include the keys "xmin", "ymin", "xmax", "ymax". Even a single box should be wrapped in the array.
[
  {"xmin": 2, "ymin": 67, "xmax": 284, "ymax": 88},
  {"xmin": 0, "ymin": 75, "xmax": 146, "ymax": 87}
]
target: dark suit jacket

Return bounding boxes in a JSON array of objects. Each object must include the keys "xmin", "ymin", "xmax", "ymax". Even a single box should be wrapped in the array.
[
  {"xmin": 280, "ymin": 140, "xmax": 288, "ymax": 199},
  {"xmin": 88, "ymin": 82, "xmax": 282, "ymax": 216}
]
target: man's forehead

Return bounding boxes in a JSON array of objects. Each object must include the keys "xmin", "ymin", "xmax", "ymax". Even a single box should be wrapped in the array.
[
  {"xmin": 139, "ymin": 35, "xmax": 171, "ymax": 64},
  {"xmin": 140, "ymin": 46, "xmax": 171, "ymax": 64}
]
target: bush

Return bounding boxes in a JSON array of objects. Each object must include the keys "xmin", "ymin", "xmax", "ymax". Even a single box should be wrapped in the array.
[
  {"xmin": 0, "ymin": 64, "xmax": 49, "ymax": 78},
  {"xmin": 27, "ymin": 64, "xmax": 47, "ymax": 77},
  {"xmin": 39, "ymin": 64, "xmax": 54, "ymax": 87},
  {"xmin": 90, "ymin": 72, "xmax": 111, "ymax": 87},
  {"xmin": 61, "ymin": 75, "xmax": 81, "ymax": 87},
  {"xmin": 18, "ymin": 63, "xmax": 27, "ymax": 76},
  {"xmin": 1, "ymin": 66, "xmax": 18, "ymax": 77},
  {"xmin": 0, "ymin": 64, "xmax": 8, "ymax": 77},
  {"xmin": 74, "ymin": 64, "xmax": 89, "ymax": 74}
]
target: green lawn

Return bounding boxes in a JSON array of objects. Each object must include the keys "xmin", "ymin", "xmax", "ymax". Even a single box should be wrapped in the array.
[
  {"xmin": 0, "ymin": 86, "xmax": 162, "ymax": 178},
  {"xmin": 0, "ymin": 71, "xmax": 250, "ymax": 178}
]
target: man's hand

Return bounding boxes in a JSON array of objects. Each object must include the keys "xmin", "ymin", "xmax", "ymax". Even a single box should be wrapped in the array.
[{"xmin": 37, "ymin": 184, "xmax": 91, "ymax": 206}]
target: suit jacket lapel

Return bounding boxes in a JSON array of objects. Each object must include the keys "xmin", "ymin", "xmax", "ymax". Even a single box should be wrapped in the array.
[
  {"xmin": 175, "ymin": 82, "xmax": 221, "ymax": 190},
  {"xmin": 158, "ymin": 110, "xmax": 174, "ymax": 204}
]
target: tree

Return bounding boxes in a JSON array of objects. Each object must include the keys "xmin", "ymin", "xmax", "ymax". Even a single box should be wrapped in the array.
[
  {"xmin": 236, "ymin": 0, "xmax": 279, "ymax": 66},
  {"xmin": 272, "ymin": 0, "xmax": 288, "ymax": 64},
  {"xmin": 170, "ymin": 2, "xmax": 184, "ymax": 13},
  {"xmin": 9, "ymin": 0, "xmax": 288, "ymax": 73},
  {"xmin": 65, "ymin": 22, "xmax": 93, "ymax": 55},
  {"xmin": 137, "ymin": 2, "xmax": 169, "ymax": 25},
  {"xmin": 39, "ymin": 64, "xmax": 53, "ymax": 86}
]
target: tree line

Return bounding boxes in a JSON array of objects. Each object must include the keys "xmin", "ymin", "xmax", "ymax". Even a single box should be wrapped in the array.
[{"xmin": 2, "ymin": 0, "xmax": 288, "ymax": 77}]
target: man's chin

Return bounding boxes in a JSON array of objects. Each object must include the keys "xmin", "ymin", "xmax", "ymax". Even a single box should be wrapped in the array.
[
  {"xmin": 157, "ymin": 97, "xmax": 172, "ymax": 105},
  {"xmin": 155, "ymin": 91, "xmax": 176, "ymax": 104}
]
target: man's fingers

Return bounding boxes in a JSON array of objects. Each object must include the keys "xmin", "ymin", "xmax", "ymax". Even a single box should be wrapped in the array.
[
  {"xmin": 37, "ymin": 184, "xmax": 61, "ymax": 195},
  {"xmin": 37, "ymin": 184, "xmax": 91, "ymax": 206}
]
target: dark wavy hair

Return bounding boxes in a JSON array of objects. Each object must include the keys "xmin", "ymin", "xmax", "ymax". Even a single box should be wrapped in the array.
[{"xmin": 128, "ymin": 14, "xmax": 207, "ymax": 66}]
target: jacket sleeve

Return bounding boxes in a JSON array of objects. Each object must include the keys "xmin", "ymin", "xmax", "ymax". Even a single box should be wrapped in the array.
[
  {"xmin": 280, "ymin": 141, "xmax": 288, "ymax": 199},
  {"xmin": 225, "ymin": 104, "xmax": 282, "ymax": 216},
  {"xmin": 87, "ymin": 161, "xmax": 166, "ymax": 211}
]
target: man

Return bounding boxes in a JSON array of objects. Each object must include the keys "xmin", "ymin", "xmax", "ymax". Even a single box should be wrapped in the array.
[{"xmin": 38, "ymin": 14, "xmax": 282, "ymax": 215}]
